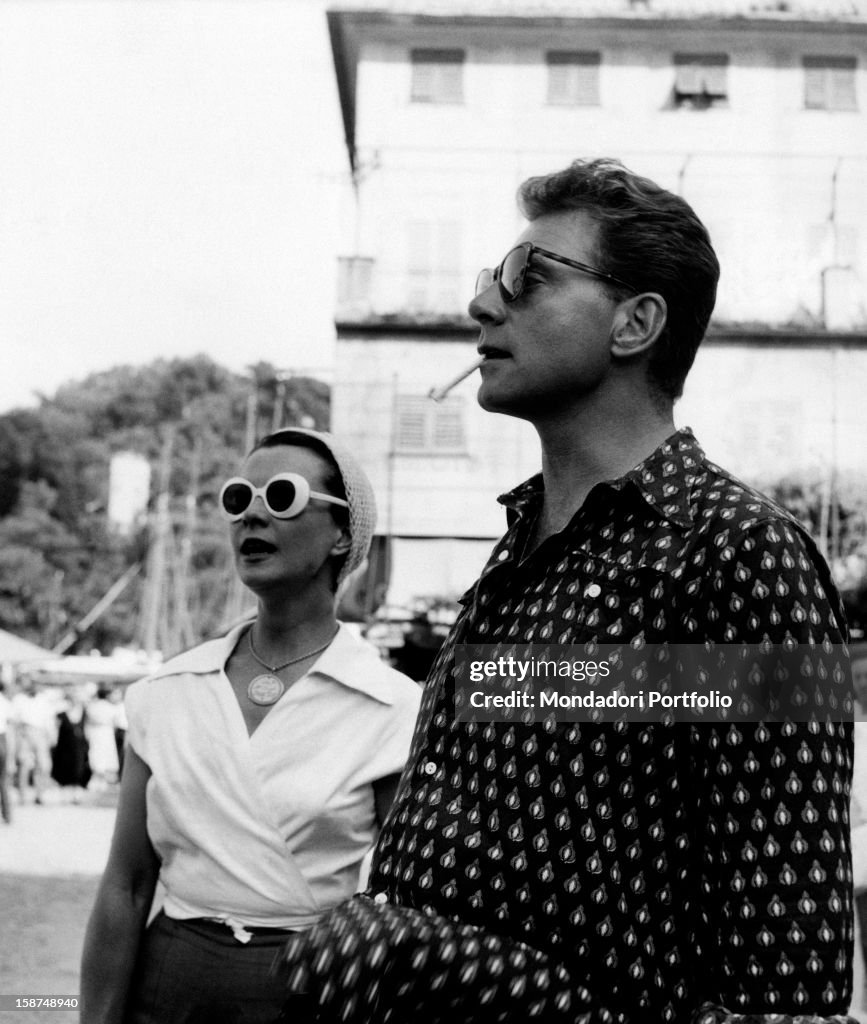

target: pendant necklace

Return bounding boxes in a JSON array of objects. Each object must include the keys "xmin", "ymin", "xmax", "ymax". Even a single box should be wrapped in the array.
[{"xmin": 246, "ymin": 625, "xmax": 339, "ymax": 706}]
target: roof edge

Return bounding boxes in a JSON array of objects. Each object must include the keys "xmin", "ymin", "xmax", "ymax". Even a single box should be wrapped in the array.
[
  {"xmin": 326, "ymin": 6, "xmax": 867, "ymax": 30},
  {"xmin": 327, "ymin": 9, "xmax": 358, "ymax": 176},
  {"xmin": 334, "ymin": 316, "xmax": 867, "ymax": 344}
]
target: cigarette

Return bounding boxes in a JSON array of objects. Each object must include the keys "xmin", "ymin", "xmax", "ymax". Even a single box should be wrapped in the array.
[{"xmin": 427, "ymin": 356, "xmax": 485, "ymax": 402}]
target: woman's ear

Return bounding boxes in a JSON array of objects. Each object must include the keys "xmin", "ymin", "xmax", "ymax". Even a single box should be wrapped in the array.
[
  {"xmin": 330, "ymin": 525, "xmax": 352, "ymax": 559},
  {"xmin": 610, "ymin": 292, "xmax": 667, "ymax": 359}
]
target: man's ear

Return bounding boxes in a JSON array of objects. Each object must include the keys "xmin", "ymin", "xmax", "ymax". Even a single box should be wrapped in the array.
[{"xmin": 610, "ymin": 292, "xmax": 667, "ymax": 359}]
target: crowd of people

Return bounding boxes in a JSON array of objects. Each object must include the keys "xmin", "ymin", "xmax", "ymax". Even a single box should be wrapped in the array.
[{"xmin": 0, "ymin": 678, "xmax": 127, "ymax": 819}]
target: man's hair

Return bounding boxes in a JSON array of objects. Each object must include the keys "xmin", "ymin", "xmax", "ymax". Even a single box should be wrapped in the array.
[{"xmin": 518, "ymin": 158, "xmax": 720, "ymax": 400}]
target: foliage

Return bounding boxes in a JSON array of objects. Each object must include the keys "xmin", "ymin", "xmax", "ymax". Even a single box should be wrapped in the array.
[
  {"xmin": 0, "ymin": 356, "xmax": 330, "ymax": 655},
  {"xmin": 762, "ymin": 473, "xmax": 867, "ymax": 637}
]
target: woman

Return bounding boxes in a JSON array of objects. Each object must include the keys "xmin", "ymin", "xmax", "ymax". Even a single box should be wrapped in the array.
[
  {"xmin": 81, "ymin": 429, "xmax": 421, "ymax": 1024},
  {"xmin": 84, "ymin": 685, "xmax": 120, "ymax": 789},
  {"xmin": 50, "ymin": 686, "xmax": 91, "ymax": 802}
]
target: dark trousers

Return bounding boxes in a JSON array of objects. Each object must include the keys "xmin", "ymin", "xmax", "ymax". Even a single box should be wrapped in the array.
[
  {"xmin": 125, "ymin": 913, "xmax": 313, "ymax": 1024},
  {"xmin": 0, "ymin": 735, "xmax": 11, "ymax": 822},
  {"xmin": 857, "ymin": 892, "xmax": 867, "ymax": 1011}
]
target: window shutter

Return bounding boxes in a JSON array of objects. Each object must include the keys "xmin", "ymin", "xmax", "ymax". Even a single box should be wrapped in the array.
[
  {"xmin": 411, "ymin": 49, "xmax": 464, "ymax": 103},
  {"xmin": 547, "ymin": 63, "xmax": 571, "ymax": 105},
  {"xmin": 413, "ymin": 65, "xmax": 434, "ymax": 102},
  {"xmin": 405, "ymin": 220, "xmax": 462, "ymax": 312},
  {"xmin": 433, "ymin": 403, "xmax": 465, "ymax": 450},
  {"xmin": 804, "ymin": 64, "xmax": 827, "ymax": 109},
  {"xmin": 674, "ymin": 58, "xmax": 701, "ymax": 95},
  {"xmin": 395, "ymin": 396, "xmax": 430, "ymax": 450},
  {"xmin": 547, "ymin": 51, "xmax": 600, "ymax": 106},
  {"xmin": 674, "ymin": 54, "xmax": 728, "ymax": 105},
  {"xmin": 701, "ymin": 57, "xmax": 728, "ymax": 97},
  {"xmin": 830, "ymin": 63, "xmax": 857, "ymax": 110},
  {"xmin": 394, "ymin": 395, "xmax": 466, "ymax": 453},
  {"xmin": 804, "ymin": 57, "xmax": 856, "ymax": 111},
  {"xmin": 437, "ymin": 62, "xmax": 464, "ymax": 104}
]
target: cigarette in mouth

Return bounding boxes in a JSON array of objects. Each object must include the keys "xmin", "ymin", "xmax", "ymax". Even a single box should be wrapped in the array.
[{"xmin": 427, "ymin": 356, "xmax": 485, "ymax": 402}]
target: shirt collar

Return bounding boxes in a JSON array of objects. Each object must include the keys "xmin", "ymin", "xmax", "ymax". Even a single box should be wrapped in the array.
[
  {"xmin": 148, "ymin": 621, "xmax": 397, "ymax": 706},
  {"xmin": 497, "ymin": 427, "xmax": 703, "ymax": 530},
  {"xmin": 308, "ymin": 623, "xmax": 399, "ymax": 705}
]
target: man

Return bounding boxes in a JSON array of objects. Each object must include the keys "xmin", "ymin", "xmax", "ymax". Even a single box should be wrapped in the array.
[
  {"xmin": 284, "ymin": 159, "xmax": 855, "ymax": 1022},
  {"xmin": 11, "ymin": 679, "xmax": 56, "ymax": 806},
  {"xmin": 0, "ymin": 682, "xmax": 12, "ymax": 823}
]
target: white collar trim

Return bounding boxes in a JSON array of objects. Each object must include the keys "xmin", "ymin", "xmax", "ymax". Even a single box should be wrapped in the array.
[{"xmin": 146, "ymin": 621, "xmax": 396, "ymax": 705}]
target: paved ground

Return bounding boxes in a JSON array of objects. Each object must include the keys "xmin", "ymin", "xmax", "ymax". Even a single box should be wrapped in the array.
[
  {"xmin": 0, "ymin": 793, "xmax": 116, "ymax": 1024},
  {"xmin": 0, "ymin": 801, "xmax": 115, "ymax": 877}
]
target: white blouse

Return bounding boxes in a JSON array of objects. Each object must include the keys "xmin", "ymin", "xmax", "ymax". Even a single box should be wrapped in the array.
[{"xmin": 125, "ymin": 623, "xmax": 420, "ymax": 931}]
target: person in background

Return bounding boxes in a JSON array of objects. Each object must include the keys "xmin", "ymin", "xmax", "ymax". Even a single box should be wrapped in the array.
[
  {"xmin": 81, "ymin": 428, "xmax": 421, "ymax": 1024},
  {"xmin": 51, "ymin": 685, "xmax": 91, "ymax": 803},
  {"xmin": 85, "ymin": 685, "xmax": 120, "ymax": 790},
  {"xmin": 0, "ymin": 681, "xmax": 13, "ymax": 823},
  {"xmin": 11, "ymin": 679, "xmax": 56, "ymax": 806},
  {"xmin": 108, "ymin": 687, "xmax": 127, "ymax": 779},
  {"xmin": 282, "ymin": 159, "xmax": 855, "ymax": 1022}
]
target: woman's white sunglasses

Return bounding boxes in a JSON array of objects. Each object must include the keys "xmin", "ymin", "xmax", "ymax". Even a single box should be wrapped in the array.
[{"xmin": 219, "ymin": 473, "xmax": 348, "ymax": 522}]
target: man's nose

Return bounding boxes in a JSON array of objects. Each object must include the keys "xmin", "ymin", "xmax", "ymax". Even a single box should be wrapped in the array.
[{"xmin": 468, "ymin": 283, "xmax": 506, "ymax": 324}]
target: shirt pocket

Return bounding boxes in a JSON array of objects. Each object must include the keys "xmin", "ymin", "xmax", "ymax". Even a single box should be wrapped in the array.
[{"xmin": 534, "ymin": 553, "xmax": 671, "ymax": 645}]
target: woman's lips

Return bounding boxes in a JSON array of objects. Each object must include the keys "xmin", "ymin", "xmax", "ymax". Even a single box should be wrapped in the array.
[{"xmin": 240, "ymin": 538, "xmax": 277, "ymax": 556}]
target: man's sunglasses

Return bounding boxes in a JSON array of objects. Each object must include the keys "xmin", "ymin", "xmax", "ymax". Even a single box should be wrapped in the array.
[
  {"xmin": 475, "ymin": 242, "xmax": 635, "ymax": 303},
  {"xmin": 219, "ymin": 473, "xmax": 348, "ymax": 522}
]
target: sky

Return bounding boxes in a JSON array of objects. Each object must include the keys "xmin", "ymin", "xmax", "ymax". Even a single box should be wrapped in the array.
[{"xmin": 0, "ymin": 0, "xmax": 346, "ymax": 413}]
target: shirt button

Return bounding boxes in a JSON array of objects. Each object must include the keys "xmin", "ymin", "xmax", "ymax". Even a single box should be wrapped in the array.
[
  {"xmin": 423, "ymin": 760, "xmax": 437, "ymax": 776},
  {"xmin": 585, "ymin": 583, "xmax": 602, "ymax": 598},
  {"xmin": 497, "ymin": 550, "xmax": 509, "ymax": 561},
  {"xmin": 373, "ymin": 892, "xmax": 388, "ymax": 905}
]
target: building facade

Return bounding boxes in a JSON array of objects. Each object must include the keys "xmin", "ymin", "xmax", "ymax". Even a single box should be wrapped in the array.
[{"xmin": 327, "ymin": 0, "xmax": 867, "ymax": 606}]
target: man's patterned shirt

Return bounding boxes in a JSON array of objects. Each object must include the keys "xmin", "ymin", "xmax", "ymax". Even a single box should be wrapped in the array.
[{"xmin": 369, "ymin": 429, "xmax": 854, "ymax": 1022}]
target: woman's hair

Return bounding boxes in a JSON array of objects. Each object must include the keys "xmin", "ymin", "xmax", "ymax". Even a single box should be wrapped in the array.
[{"xmin": 518, "ymin": 157, "xmax": 720, "ymax": 401}]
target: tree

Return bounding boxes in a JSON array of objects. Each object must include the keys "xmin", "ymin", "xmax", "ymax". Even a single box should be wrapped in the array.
[
  {"xmin": 763, "ymin": 473, "xmax": 867, "ymax": 638},
  {"xmin": 0, "ymin": 355, "xmax": 331, "ymax": 654}
]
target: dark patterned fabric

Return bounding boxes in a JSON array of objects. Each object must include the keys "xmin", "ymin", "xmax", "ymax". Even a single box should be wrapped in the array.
[
  {"xmin": 284, "ymin": 429, "xmax": 856, "ymax": 1023},
  {"xmin": 283, "ymin": 895, "xmax": 577, "ymax": 1022}
]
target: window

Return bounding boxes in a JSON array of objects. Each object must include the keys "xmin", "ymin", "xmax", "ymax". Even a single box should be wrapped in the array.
[
  {"xmin": 411, "ymin": 49, "xmax": 464, "ymax": 104},
  {"xmin": 406, "ymin": 219, "xmax": 463, "ymax": 313},
  {"xmin": 336, "ymin": 256, "xmax": 373, "ymax": 315},
  {"xmin": 546, "ymin": 51, "xmax": 601, "ymax": 106},
  {"xmin": 394, "ymin": 395, "xmax": 466, "ymax": 454},
  {"xmin": 804, "ymin": 57, "xmax": 857, "ymax": 111},
  {"xmin": 673, "ymin": 54, "xmax": 728, "ymax": 109}
]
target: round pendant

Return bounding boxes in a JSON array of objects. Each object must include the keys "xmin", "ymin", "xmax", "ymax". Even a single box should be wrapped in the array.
[{"xmin": 247, "ymin": 673, "xmax": 286, "ymax": 706}]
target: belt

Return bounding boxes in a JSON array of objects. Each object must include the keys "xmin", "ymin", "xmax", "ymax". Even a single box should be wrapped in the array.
[{"xmin": 167, "ymin": 913, "xmax": 296, "ymax": 945}]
